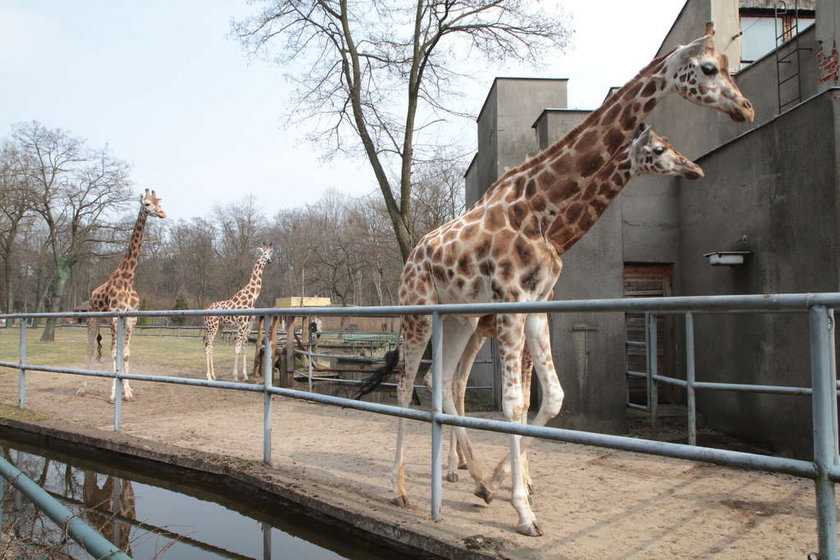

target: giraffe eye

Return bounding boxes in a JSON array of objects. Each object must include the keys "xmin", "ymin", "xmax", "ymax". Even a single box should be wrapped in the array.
[
  {"xmin": 700, "ymin": 63, "xmax": 718, "ymax": 76},
  {"xmin": 653, "ymin": 146, "xmax": 665, "ymax": 156}
]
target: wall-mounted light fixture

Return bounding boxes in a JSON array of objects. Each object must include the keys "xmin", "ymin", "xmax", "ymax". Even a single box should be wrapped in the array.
[{"xmin": 703, "ymin": 251, "xmax": 751, "ymax": 266}]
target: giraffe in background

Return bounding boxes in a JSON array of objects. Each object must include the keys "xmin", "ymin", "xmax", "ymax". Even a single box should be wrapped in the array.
[
  {"xmin": 359, "ymin": 25, "xmax": 752, "ymax": 536},
  {"xmin": 78, "ymin": 189, "xmax": 166, "ymax": 402},
  {"xmin": 204, "ymin": 243, "xmax": 273, "ymax": 381}
]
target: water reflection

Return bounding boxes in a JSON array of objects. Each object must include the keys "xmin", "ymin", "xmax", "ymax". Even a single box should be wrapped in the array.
[
  {"xmin": 83, "ymin": 473, "xmax": 137, "ymax": 555},
  {"xmin": 0, "ymin": 440, "xmax": 396, "ymax": 560}
]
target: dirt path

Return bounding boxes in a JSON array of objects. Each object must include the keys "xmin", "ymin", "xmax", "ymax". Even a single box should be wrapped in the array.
[{"xmin": 0, "ymin": 360, "xmax": 827, "ymax": 559}]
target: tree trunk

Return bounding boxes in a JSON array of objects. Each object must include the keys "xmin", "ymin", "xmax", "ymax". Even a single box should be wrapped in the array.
[
  {"xmin": 40, "ymin": 265, "xmax": 70, "ymax": 342},
  {"xmin": 2, "ymin": 257, "xmax": 13, "ymax": 320}
]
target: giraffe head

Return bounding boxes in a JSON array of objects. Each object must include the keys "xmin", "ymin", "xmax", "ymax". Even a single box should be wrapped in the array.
[
  {"xmin": 257, "ymin": 242, "xmax": 274, "ymax": 264},
  {"xmin": 664, "ymin": 23, "xmax": 754, "ymax": 123},
  {"xmin": 141, "ymin": 188, "xmax": 167, "ymax": 218},
  {"xmin": 630, "ymin": 125, "xmax": 704, "ymax": 180}
]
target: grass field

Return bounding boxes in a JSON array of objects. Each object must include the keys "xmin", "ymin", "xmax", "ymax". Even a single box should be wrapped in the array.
[{"xmin": 0, "ymin": 325, "xmax": 223, "ymax": 374}]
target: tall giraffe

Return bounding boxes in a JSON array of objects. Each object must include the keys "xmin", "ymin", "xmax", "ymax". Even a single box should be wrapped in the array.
[
  {"xmin": 360, "ymin": 26, "xmax": 753, "ymax": 536},
  {"xmin": 79, "ymin": 189, "xmax": 167, "ymax": 402},
  {"xmin": 204, "ymin": 243, "xmax": 273, "ymax": 381},
  {"xmin": 444, "ymin": 126, "xmax": 703, "ymax": 492}
]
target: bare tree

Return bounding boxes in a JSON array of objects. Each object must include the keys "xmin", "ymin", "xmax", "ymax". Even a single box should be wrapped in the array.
[
  {"xmin": 169, "ymin": 217, "xmax": 218, "ymax": 308},
  {"xmin": 8, "ymin": 122, "xmax": 133, "ymax": 341},
  {"xmin": 0, "ymin": 142, "xmax": 36, "ymax": 315},
  {"xmin": 234, "ymin": 0, "xmax": 570, "ymax": 261},
  {"xmin": 213, "ymin": 195, "xmax": 269, "ymax": 299},
  {"xmin": 411, "ymin": 149, "xmax": 467, "ymax": 238}
]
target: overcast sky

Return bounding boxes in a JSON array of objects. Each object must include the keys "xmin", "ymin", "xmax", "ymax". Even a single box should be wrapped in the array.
[{"xmin": 0, "ymin": 1, "xmax": 687, "ymax": 221}]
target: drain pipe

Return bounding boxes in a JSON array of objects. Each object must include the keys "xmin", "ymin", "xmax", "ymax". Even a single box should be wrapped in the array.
[{"xmin": 0, "ymin": 456, "xmax": 132, "ymax": 560}]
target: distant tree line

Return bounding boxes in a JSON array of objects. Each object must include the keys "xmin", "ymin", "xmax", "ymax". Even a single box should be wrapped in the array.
[{"xmin": 0, "ymin": 122, "xmax": 465, "ymax": 323}]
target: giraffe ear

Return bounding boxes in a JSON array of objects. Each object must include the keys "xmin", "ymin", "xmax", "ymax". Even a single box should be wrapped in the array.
[
  {"xmin": 636, "ymin": 125, "xmax": 652, "ymax": 146},
  {"xmin": 679, "ymin": 31, "xmax": 714, "ymax": 59},
  {"xmin": 633, "ymin": 123, "xmax": 649, "ymax": 139},
  {"xmin": 705, "ymin": 22, "xmax": 715, "ymax": 37}
]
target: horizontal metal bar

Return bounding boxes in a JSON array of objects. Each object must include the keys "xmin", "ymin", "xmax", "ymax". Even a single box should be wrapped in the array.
[
  {"xmin": 829, "ymin": 465, "xmax": 840, "ymax": 483},
  {"xmin": 4, "ymin": 292, "xmax": 840, "ymax": 321},
  {"xmin": 625, "ymin": 341, "xmax": 646, "ymax": 347},
  {"xmin": 626, "ymin": 370, "xmax": 647, "ymax": 378},
  {"xmin": 266, "ymin": 386, "xmax": 433, "ymax": 422},
  {"xmin": 0, "ymin": 456, "xmax": 132, "ymax": 560},
  {"xmin": 653, "ymin": 374, "xmax": 688, "ymax": 387},
  {"xmin": 626, "ymin": 402, "xmax": 649, "ymax": 411},
  {"xmin": 435, "ymin": 413, "xmax": 816, "ymax": 479},
  {"xmin": 653, "ymin": 373, "xmax": 813, "ymax": 395}
]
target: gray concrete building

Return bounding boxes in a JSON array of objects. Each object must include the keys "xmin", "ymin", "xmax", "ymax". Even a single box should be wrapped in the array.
[{"xmin": 465, "ymin": 0, "xmax": 836, "ymax": 457}]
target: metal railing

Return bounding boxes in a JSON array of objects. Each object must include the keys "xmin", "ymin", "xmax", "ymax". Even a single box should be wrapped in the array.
[
  {"xmin": 1, "ymin": 293, "xmax": 839, "ymax": 559},
  {"xmin": 0, "ymin": 455, "xmax": 132, "ymax": 560}
]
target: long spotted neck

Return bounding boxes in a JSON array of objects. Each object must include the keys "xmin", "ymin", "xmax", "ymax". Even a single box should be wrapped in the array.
[
  {"xmin": 546, "ymin": 148, "xmax": 635, "ymax": 255},
  {"xmin": 479, "ymin": 55, "xmax": 670, "ymax": 212},
  {"xmin": 233, "ymin": 256, "xmax": 268, "ymax": 306},
  {"xmin": 112, "ymin": 206, "xmax": 148, "ymax": 282}
]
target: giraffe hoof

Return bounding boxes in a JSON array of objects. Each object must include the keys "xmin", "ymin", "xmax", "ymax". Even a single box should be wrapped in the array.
[
  {"xmin": 75, "ymin": 388, "xmax": 86, "ymax": 397},
  {"xmin": 474, "ymin": 484, "xmax": 494, "ymax": 504},
  {"xmin": 458, "ymin": 462, "xmax": 468, "ymax": 470},
  {"xmin": 445, "ymin": 472, "xmax": 459, "ymax": 483},
  {"xmin": 516, "ymin": 522, "xmax": 543, "ymax": 537},
  {"xmin": 391, "ymin": 495, "xmax": 409, "ymax": 507}
]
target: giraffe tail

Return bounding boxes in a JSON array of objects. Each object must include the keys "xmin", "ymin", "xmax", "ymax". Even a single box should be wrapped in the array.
[
  {"xmin": 96, "ymin": 333, "xmax": 103, "ymax": 361},
  {"xmin": 354, "ymin": 348, "xmax": 400, "ymax": 400}
]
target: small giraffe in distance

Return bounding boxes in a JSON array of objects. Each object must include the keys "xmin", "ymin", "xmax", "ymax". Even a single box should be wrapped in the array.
[
  {"xmin": 204, "ymin": 243, "xmax": 273, "ymax": 382},
  {"xmin": 78, "ymin": 189, "xmax": 167, "ymax": 402}
]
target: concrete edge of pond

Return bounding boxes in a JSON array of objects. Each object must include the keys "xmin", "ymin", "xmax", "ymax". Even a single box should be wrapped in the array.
[{"xmin": 0, "ymin": 414, "xmax": 506, "ymax": 560}]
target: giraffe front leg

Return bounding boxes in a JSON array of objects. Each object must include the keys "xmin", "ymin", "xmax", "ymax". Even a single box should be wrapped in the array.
[
  {"xmin": 204, "ymin": 322, "xmax": 217, "ymax": 381},
  {"xmin": 110, "ymin": 320, "xmax": 136, "ymax": 403},
  {"xmin": 233, "ymin": 338, "xmax": 244, "ymax": 381},
  {"xmin": 391, "ymin": 319, "xmax": 430, "ymax": 507},
  {"xmin": 497, "ymin": 314, "xmax": 541, "ymax": 537}
]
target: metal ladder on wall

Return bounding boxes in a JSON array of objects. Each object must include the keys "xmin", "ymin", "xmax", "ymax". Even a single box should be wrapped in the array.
[{"xmin": 774, "ymin": 0, "xmax": 806, "ymax": 113}]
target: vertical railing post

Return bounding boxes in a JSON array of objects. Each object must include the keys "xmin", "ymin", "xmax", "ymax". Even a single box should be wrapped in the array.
[
  {"xmin": 262, "ymin": 521, "xmax": 272, "ymax": 560},
  {"xmin": 646, "ymin": 313, "xmax": 659, "ymax": 430},
  {"xmin": 307, "ymin": 333, "xmax": 314, "ymax": 393},
  {"xmin": 685, "ymin": 313, "xmax": 697, "ymax": 446},
  {"xmin": 430, "ymin": 311, "xmax": 443, "ymax": 521},
  {"xmin": 830, "ymin": 308, "xmax": 838, "ymax": 466},
  {"xmin": 18, "ymin": 319, "xmax": 26, "ymax": 410},
  {"xmin": 263, "ymin": 313, "xmax": 273, "ymax": 465},
  {"xmin": 113, "ymin": 316, "xmax": 125, "ymax": 432},
  {"xmin": 809, "ymin": 305, "xmax": 838, "ymax": 560}
]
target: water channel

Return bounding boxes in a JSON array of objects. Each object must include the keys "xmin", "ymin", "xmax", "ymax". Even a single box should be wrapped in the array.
[{"xmin": 0, "ymin": 433, "xmax": 407, "ymax": 560}]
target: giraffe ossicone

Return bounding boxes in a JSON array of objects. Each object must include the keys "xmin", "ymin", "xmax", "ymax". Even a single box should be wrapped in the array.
[
  {"xmin": 204, "ymin": 243, "xmax": 274, "ymax": 382},
  {"xmin": 357, "ymin": 24, "xmax": 751, "ymax": 538},
  {"xmin": 79, "ymin": 188, "xmax": 167, "ymax": 403}
]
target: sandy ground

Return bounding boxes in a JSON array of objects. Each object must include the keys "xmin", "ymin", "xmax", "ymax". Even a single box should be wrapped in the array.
[{"xmin": 0, "ymin": 354, "xmax": 830, "ymax": 560}]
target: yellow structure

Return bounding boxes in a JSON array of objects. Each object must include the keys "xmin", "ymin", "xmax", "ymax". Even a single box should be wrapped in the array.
[{"xmin": 274, "ymin": 296, "xmax": 331, "ymax": 308}]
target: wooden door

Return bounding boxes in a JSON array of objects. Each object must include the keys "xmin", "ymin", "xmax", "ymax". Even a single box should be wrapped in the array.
[{"xmin": 624, "ymin": 264, "xmax": 675, "ymax": 406}]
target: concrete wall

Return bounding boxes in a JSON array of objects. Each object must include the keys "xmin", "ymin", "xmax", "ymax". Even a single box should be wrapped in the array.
[
  {"xmin": 679, "ymin": 89, "xmax": 840, "ymax": 457},
  {"xmin": 466, "ymin": 78, "xmax": 570, "ymax": 407},
  {"xmin": 534, "ymin": 108, "xmax": 627, "ymax": 434}
]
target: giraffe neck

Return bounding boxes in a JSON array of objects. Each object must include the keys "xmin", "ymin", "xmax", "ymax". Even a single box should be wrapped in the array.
[
  {"xmin": 546, "ymin": 148, "xmax": 635, "ymax": 255},
  {"xmin": 476, "ymin": 54, "xmax": 669, "ymax": 226},
  {"xmin": 233, "ymin": 257, "xmax": 268, "ymax": 306},
  {"xmin": 113, "ymin": 207, "xmax": 148, "ymax": 282}
]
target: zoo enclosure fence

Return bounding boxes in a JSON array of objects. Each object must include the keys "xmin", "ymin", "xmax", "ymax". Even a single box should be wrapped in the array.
[{"xmin": 0, "ymin": 293, "xmax": 839, "ymax": 560}]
